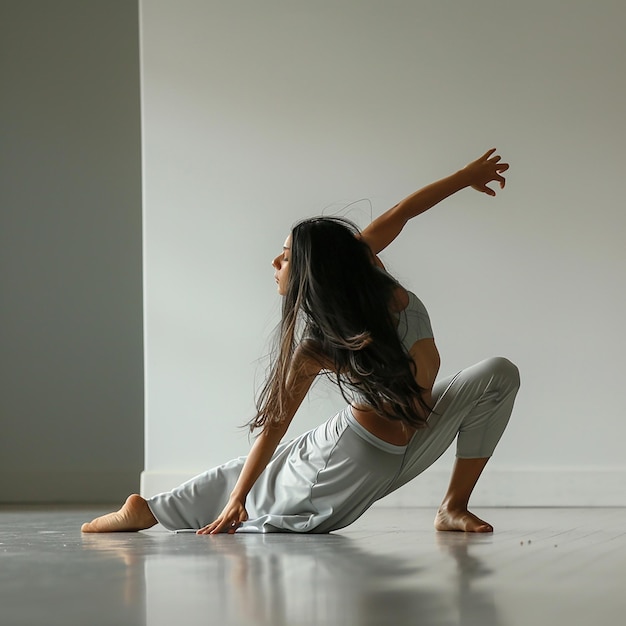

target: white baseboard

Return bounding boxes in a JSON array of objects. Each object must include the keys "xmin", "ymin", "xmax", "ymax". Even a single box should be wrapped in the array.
[{"xmin": 141, "ymin": 466, "xmax": 626, "ymax": 508}]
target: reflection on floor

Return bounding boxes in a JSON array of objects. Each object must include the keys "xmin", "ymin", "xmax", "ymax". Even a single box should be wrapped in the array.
[{"xmin": 0, "ymin": 506, "xmax": 624, "ymax": 625}]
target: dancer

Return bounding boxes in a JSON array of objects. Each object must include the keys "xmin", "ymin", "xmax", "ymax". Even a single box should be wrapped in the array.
[{"xmin": 82, "ymin": 148, "xmax": 518, "ymax": 535}]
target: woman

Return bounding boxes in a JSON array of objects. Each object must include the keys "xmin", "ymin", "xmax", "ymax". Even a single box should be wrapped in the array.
[{"xmin": 82, "ymin": 148, "xmax": 519, "ymax": 535}]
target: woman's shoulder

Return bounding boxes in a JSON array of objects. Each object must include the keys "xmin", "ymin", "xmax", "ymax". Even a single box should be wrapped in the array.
[{"xmin": 405, "ymin": 290, "xmax": 430, "ymax": 316}]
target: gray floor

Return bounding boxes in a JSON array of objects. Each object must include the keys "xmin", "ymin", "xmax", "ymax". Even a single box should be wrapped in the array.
[{"xmin": 1, "ymin": 506, "xmax": 624, "ymax": 626}]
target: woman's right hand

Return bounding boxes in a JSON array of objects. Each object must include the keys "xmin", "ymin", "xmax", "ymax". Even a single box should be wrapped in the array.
[
  {"xmin": 461, "ymin": 148, "xmax": 509, "ymax": 196},
  {"xmin": 197, "ymin": 495, "xmax": 249, "ymax": 535}
]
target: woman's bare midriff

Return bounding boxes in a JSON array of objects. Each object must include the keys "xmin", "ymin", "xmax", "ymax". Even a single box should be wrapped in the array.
[{"xmin": 350, "ymin": 404, "xmax": 417, "ymax": 445}]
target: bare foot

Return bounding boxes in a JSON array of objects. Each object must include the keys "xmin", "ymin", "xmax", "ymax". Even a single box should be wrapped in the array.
[
  {"xmin": 434, "ymin": 506, "xmax": 493, "ymax": 533},
  {"xmin": 81, "ymin": 494, "xmax": 157, "ymax": 533}
]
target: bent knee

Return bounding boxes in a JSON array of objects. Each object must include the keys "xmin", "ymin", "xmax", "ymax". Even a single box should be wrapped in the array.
[{"xmin": 483, "ymin": 356, "xmax": 520, "ymax": 389}]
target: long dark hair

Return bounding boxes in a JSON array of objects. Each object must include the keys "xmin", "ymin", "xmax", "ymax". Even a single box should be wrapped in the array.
[{"xmin": 250, "ymin": 216, "xmax": 430, "ymax": 431}]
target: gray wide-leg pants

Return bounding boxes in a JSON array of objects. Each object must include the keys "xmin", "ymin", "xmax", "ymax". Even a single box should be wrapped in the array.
[{"xmin": 147, "ymin": 357, "xmax": 520, "ymax": 533}]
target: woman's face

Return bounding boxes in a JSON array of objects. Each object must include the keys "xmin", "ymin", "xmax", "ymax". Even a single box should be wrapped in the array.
[{"xmin": 271, "ymin": 234, "xmax": 291, "ymax": 296}]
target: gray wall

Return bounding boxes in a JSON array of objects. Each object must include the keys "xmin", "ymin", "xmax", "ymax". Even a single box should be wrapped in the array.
[
  {"xmin": 0, "ymin": 0, "xmax": 143, "ymax": 502},
  {"xmin": 140, "ymin": 0, "xmax": 626, "ymax": 506}
]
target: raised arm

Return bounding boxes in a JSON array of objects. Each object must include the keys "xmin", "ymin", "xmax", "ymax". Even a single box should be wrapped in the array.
[
  {"xmin": 197, "ymin": 348, "xmax": 322, "ymax": 534},
  {"xmin": 361, "ymin": 149, "xmax": 509, "ymax": 255}
]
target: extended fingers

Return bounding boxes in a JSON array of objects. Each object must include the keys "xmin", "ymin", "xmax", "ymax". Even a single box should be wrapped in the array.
[
  {"xmin": 196, "ymin": 517, "xmax": 224, "ymax": 534},
  {"xmin": 478, "ymin": 184, "xmax": 497, "ymax": 196},
  {"xmin": 210, "ymin": 518, "xmax": 231, "ymax": 534},
  {"xmin": 196, "ymin": 518, "xmax": 243, "ymax": 535},
  {"xmin": 489, "ymin": 155, "xmax": 512, "ymax": 173},
  {"xmin": 483, "ymin": 149, "xmax": 510, "ymax": 170},
  {"xmin": 196, "ymin": 522, "xmax": 215, "ymax": 535},
  {"xmin": 490, "ymin": 159, "xmax": 509, "ymax": 189}
]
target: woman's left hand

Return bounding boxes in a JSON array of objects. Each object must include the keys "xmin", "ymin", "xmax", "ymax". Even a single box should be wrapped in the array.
[
  {"xmin": 197, "ymin": 496, "xmax": 249, "ymax": 535},
  {"xmin": 461, "ymin": 148, "xmax": 509, "ymax": 196}
]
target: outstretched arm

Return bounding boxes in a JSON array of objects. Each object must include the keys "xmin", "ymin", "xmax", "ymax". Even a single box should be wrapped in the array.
[
  {"xmin": 361, "ymin": 149, "xmax": 509, "ymax": 255},
  {"xmin": 197, "ymin": 349, "xmax": 322, "ymax": 534}
]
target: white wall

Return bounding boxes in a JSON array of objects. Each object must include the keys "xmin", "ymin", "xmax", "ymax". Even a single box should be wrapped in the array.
[
  {"xmin": 0, "ymin": 0, "xmax": 144, "ymax": 502},
  {"xmin": 140, "ymin": 0, "xmax": 626, "ymax": 506}
]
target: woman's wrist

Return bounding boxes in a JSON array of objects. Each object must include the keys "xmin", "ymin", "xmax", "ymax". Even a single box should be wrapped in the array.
[
  {"xmin": 229, "ymin": 488, "xmax": 249, "ymax": 504},
  {"xmin": 451, "ymin": 168, "xmax": 473, "ymax": 191}
]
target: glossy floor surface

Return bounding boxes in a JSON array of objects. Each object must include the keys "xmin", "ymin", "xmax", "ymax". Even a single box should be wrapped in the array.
[{"xmin": 1, "ymin": 506, "xmax": 624, "ymax": 625}]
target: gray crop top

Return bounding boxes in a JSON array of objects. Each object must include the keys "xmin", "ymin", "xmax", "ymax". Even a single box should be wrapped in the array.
[{"xmin": 395, "ymin": 290, "xmax": 434, "ymax": 350}]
